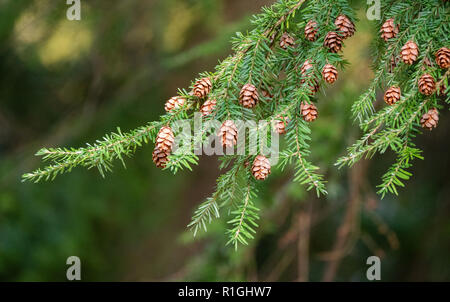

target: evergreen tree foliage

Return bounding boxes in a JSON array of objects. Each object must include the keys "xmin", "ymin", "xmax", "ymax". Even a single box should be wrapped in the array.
[
  {"xmin": 22, "ymin": 0, "xmax": 449, "ymax": 247},
  {"xmin": 336, "ymin": 0, "xmax": 449, "ymax": 198}
]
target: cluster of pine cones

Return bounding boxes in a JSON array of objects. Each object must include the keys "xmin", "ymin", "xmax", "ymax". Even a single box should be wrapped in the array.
[
  {"xmin": 380, "ymin": 18, "xmax": 449, "ymax": 131},
  {"xmin": 153, "ymin": 14, "xmax": 358, "ymax": 180}
]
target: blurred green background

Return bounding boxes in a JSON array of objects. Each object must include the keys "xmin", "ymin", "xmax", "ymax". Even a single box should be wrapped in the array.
[{"xmin": 0, "ymin": 0, "xmax": 449, "ymax": 281}]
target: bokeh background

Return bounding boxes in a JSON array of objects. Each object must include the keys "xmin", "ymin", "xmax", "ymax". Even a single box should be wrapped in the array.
[{"xmin": 0, "ymin": 0, "xmax": 449, "ymax": 281}]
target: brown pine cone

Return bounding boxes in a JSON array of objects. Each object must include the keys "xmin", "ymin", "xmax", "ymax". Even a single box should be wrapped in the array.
[
  {"xmin": 400, "ymin": 41, "xmax": 419, "ymax": 65},
  {"xmin": 300, "ymin": 102, "xmax": 318, "ymax": 122},
  {"xmin": 164, "ymin": 96, "xmax": 186, "ymax": 113},
  {"xmin": 156, "ymin": 126, "xmax": 175, "ymax": 153},
  {"xmin": 273, "ymin": 115, "xmax": 288, "ymax": 135},
  {"xmin": 435, "ymin": 47, "xmax": 450, "ymax": 69},
  {"xmin": 389, "ymin": 55, "xmax": 400, "ymax": 73},
  {"xmin": 239, "ymin": 84, "xmax": 259, "ymax": 109},
  {"xmin": 252, "ymin": 155, "xmax": 271, "ymax": 181},
  {"xmin": 418, "ymin": 74, "xmax": 436, "ymax": 96},
  {"xmin": 384, "ymin": 86, "xmax": 401, "ymax": 105},
  {"xmin": 324, "ymin": 31, "xmax": 343, "ymax": 53},
  {"xmin": 301, "ymin": 60, "xmax": 319, "ymax": 93},
  {"xmin": 152, "ymin": 148, "xmax": 170, "ymax": 169},
  {"xmin": 261, "ymin": 88, "xmax": 273, "ymax": 102},
  {"xmin": 193, "ymin": 77, "xmax": 212, "ymax": 98},
  {"xmin": 420, "ymin": 108, "xmax": 439, "ymax": 131},
  {"xmin": 380, "ymin": 18, "xmax": 399, "ymax": 41},
  {"xmin": 334, "ymin": 14, "xmax": 355, "ymax": 39},
  {"xmin": 305, "ymin": 20, "xmax": 318, "ymax": 42},
  {"xmin": 218, "ymin": 120, "xmax": 238, "ymax": 148},
  {"xmin": 280, "ymin": 32, "xmax": 295, "ymax": 49},
  {"xmin": 200, "ymin": 98, "xmax": 217, "ymax": 117},
  {"xmin": 322, "ymin": 64, "xmax": 338, "ymax": 84},
  {"xmin": 301, "ymin": 60, "xmax": 314, "ymax": 77}
]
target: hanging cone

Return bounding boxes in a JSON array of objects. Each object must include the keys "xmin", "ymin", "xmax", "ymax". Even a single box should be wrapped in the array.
[
  {"xmin": 300, "ymin": 102, "xmax": 318, "ymax": 122},
  {"xmin": 200, "ymin": 98, "xmax": 217, "ymax": 117},
  {"xmin": 384, "ymin": 86, "xmax": 401, "ymax": 105},
  {"xmin": 435, "ymin": 47, "xmax": 450, "ymax": 69},
  {"xmin": 261, "ymin": 88, "xmax": 273, "ymax": 102},
  {"xmin": 218, "ymin": 120, "xmax": 238, "ymax": 148},
  {"xmin": 324, "ymin": 31, "xmax": 343, "ymax": 53},
  {"xmin": 155, "ymin": 126, "xmax": 175, "ymax": 153},
  {"xmin": 164, "ymin": 96, "xmax": 186, "ymax": 113},
  {"xmin": 380, "ymin": 18, "xmax": 399, "ymax": 41},
  {"xmin": 273, "ymin": 115, "xmax": 288, "ymax": 135},
  {"xmin": 400, "ymin": 41, "xmax": 419, "ymax": 65},
  {"xmin": 280, "ymin": 32, "xmax": 295, "ymax": 49},
  {"xmin": 193, "ymin": 77, "xmax": 212, "ymax": 98},
  {"xmin": 252, "ymin": 155, "xmax": 271, "ymax": 181},
  {"xmin": 418, "ymin": 74, "xmax": 436, "ymax": 96},
  {"xmin": 334, "ymin": 14, "xmax": 355, "ymax": 39},
  {"xmin": 239, "ymin": 84, "xmax": 259, "ymax": 109},
  {"xmin": 420, "ymin": 108, "xmax": 439, "ymax": 131},
  {"xmin": 301, "ymin": 60, "xmax": 320, "ymax": 94},
  {"xmin": 152, "ymin": 148, "xmax": 170, "ymax": 169},
  {"xmin": 305, "ymin": 20, "xmax": 319, "ymax": 42},
  {"xmin": 322, "ymin": 64, "xmax": 338, "ymax": 84}
]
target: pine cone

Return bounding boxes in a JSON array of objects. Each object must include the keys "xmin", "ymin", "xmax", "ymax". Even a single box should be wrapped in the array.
[
  {"xmin": 252, "ymin": 155, "xmax": 271, "ymax": 181},
  {"xmin": 218, "ymin": 120, "xmax": 238, "ymax": 148},
  {"xmin": 280, "ymin": 33, "xmax": 295, "ymax": 49},
  {"xmin": 164, "ymin": 96, "xmax": 186, "ymax": 113},
  {"xmin": 380, "ymin": 18, "xmax": 399, "ymax": 41},
  {"xmin": 435, "ymin": 47, "xmax": 450, "ymax": 69},
  {"xmin": 301, "ymin": 60, "xmax": 320, "ymax": 94},
  {"xmin": 389, "ymin": 54, "xmax": 400, "ymax": 73},
  {"xmin": 300, "ymin": 102, "xmax": 318, "ymax": 122},
  {"xmin": 273, "ymin": 115, "xmax": 288, "ymax": 135},
  {"xmin": 400, "ymin": 41, "xmax": 419, "ymax": 65},
  {"xmin": 418, "ymin": 74, "xmax": 436, "ymax": 96},
  {"xmin": 239, "ymin": 84, "xmax": 259, "ymax": 109},
  {"xmin": 324, "ymin": 31, "xmax": 343, "ymax": 53},
  {"xmin": 156, "ymin": 126, "xmax": 175, "ymax": 153},
  {"xmin": 384, "ymin": 86, "xmax": 401, "ymax": 105},
  {"xmin": 322, "ymin": 64, "xmax": 338, "ymax": 84},
  {"xmin": 261, "ymin": 88, "xmax": 273, "ymax": 102},
  {"xmin": 305, "ymin": 20, "xmax": 318, "ymax": 42},
  {"xmin": 200, "ymin": 98, "xmax": 217, "ymax": 117},
  {"xmin": 193, "ymin": 77, "xmax": 212, "ymax": 98},
  {"xmin": 420, "ymin": 108, "xmax": 439, "ymax": 131},
  {"xmin": 334, "ymin": 14, "xmax": 355, "ymax": 39},
  {"xmin": 152, "ymin": 148, "xmax": 170, "ymax": 169}
]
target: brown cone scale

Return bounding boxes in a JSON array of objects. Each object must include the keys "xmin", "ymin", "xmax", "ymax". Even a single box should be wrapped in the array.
[
  {"xmin": 400, "ymin": 41, "xmax": 419, "ymax": 65},
  {"xmin": 193, "ymin": 77, "xmax": 212, "ymax": 98},
  {"xmin": 218, "ymin": 120, "xmax": 238, "ymax": 148},
  {"xmin": 435, "ymin": 47, "xmax": 450, "ymax": 69},
  {"xmin": 252, "ymin": 155, "xmax": 271, "ymax": 181},
  {"xmin": 380, "ymin": 18, "xmax": 399, "ymax": 41},
  {"xmin": 418, "ymin": 74, "xmax": 436, "ymax": 96},
  {"xmin": 305, "ymin": 20, "xmax": 318, "ymax": 42},
  {"xmin": 239, "ymin": 84, "xmax": 259, "ymax": 109},
  {"xmin": 164, "ymin": 96, "xmax": 186, "ymax": 113},
  {"xmin": 420, "ymin": 108, "xmax": 439, "ymax": 131},
  {"xmin": 280, "ymin": 33, "xmax": 295, "ymax": 49},
  {"xmin": 300, "ymin": 102, "xmax": 318, "ymax": 122},
  {"xmin": 322, "ymin": 64, "xmax": 338, "ymax": 84},
  {"xmin": 156, "ymin": 126, "xmax": 175, "ymax": 153},
  {"xmin": 200, "ymin": 98, "xmax": 217, "ymax": 117},
  {"xmin": 152, "ymin": 148, "xmax": 170, "ymax": 169},
  {"xmin": 324, "ymin": 31, "xmax": 343, "ymax": 53},
  {"xmin": 384, "ymin": 86, "xmax": 401, "ymax": 105},
  {"xmin": 334, "ymin": 15, "xmax": 355, "ymax": 39}
]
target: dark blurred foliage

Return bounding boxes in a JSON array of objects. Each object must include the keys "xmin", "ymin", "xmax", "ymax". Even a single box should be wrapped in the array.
[{"xmin": 0, "ymin": 0, "xmax": 449, "ymax": 281}]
